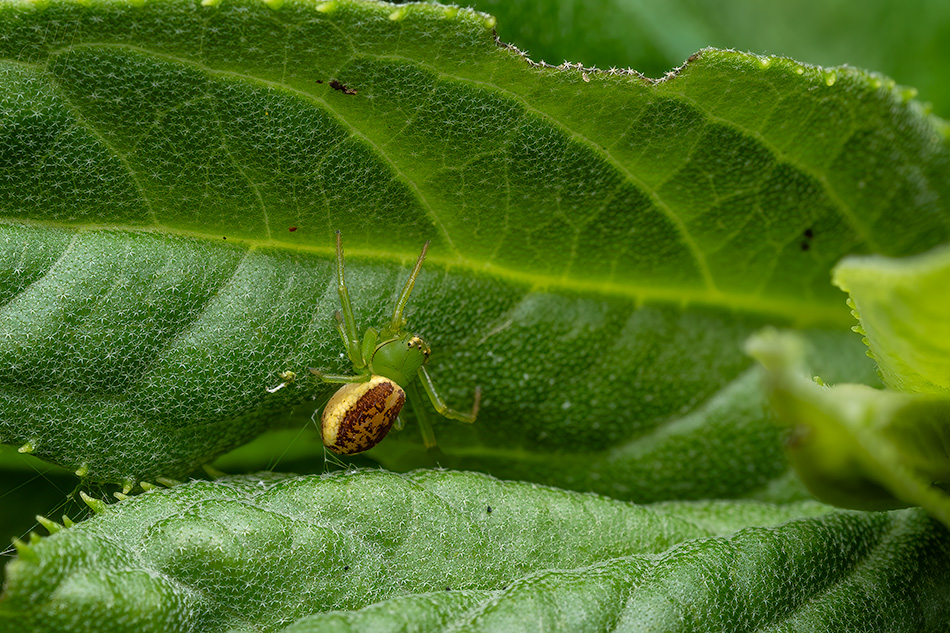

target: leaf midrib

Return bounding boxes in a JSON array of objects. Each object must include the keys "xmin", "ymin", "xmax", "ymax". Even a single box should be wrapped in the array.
[
  {"xmin": 36, "ymin": 41, "xmax": 743, "ymax": 292},
  {"xmin": 1, "ymin": 219, "xmax": 855, "ymax": 327},
  {"xmin": 8, "ymin": 39, "xmax": 873, "ymax": 327}
]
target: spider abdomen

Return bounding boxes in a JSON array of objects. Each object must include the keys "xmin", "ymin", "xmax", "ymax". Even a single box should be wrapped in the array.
[{"xmin": 321, "ymin": 376, "xmax": 406, "ymax": 454}]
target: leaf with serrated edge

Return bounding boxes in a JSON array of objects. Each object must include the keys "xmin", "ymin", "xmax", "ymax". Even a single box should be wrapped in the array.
[
  {"xmin": 833, "ymin": 244, "xmax": 950, "ymax": 394},
  {"xmin": 0, "ymin": 0, "xmax": 948, "ymax": 496},
  {"xmin": 748, "ymin": 328, "xmax": 950, "ymax": 526},
  {"xmin": 463, "ymin": 0, "xmax": 950, "ymax": 118},
  {"xmin": 2, "ymin": 471, "xmax": 949, "ymax": 633}
]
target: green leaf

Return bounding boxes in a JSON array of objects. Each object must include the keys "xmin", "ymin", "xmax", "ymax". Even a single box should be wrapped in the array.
[
  {"xmin": 5, "ymin": 470, "xmax": 949, "ymax": 633},
  {"xmin": 743, "ymin": 245, "xmax": 950, "ymax": 524},
  {"xmin": 833, "ymin": 244, "xmax": 950, "ymax": 394},
  {"xmin": 2, "ymin": 0, "xmax": 949, "ymax": 501},
  {"xmin": 459, "ymin": 0, "xmax": 950, "ymax": 118},
  {"xmin": 0, "ymin": 446, "xmax": 77, "ymax": 588},
  {"xmin": 747, "ymin": 329, "xmax": 950, "ymax": 526}
]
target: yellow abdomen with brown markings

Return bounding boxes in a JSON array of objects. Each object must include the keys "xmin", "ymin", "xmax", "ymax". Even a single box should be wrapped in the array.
[{"xmin": 321, "ymin": 376, "xmax": 406, "ymax": 455}]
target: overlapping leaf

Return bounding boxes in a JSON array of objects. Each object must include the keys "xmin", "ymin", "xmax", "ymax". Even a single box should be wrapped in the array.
[
  {"xmin": 0, "ymin": 0, "xmax": 948, "ymax": 500},
  {"xmin": 834, "ymin": 245, "xmax": 950, "ymax": 395},
  {"xmin": 4, "ymin": 470, "xmax": 949, "ymax": 633},
  {"xmin": 749, "ymin": 246, "xmax": 950, "ymax": 525}
]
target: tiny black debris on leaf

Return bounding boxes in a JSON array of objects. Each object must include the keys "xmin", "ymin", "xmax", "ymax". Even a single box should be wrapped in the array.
[
  {"xmin": 800, "ymin": 226, "xmax": 814, "ymax": 251},
  {"xmin": 329, "ymin": 79, "xmax": 357, "ymax": 95}
]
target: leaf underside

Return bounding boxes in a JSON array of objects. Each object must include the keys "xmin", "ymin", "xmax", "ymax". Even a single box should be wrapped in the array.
[{"xmin": 0, "ymin": 0, "xmax": 948, "ymax": 499}]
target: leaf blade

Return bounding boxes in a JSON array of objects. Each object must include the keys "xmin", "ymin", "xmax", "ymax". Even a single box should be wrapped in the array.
[
  {"xmin": 3, "ymin": 470, "xmax": 949, "ymax": 633},
  {"xmin": 0, "ymin": 0, "xmax": 948, "ymax": 490}
]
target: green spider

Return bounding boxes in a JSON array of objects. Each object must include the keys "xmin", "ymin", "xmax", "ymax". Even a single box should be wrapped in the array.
[{"xmin": 277, "ymin": 231, "xmax": 481, "ymax": 454}]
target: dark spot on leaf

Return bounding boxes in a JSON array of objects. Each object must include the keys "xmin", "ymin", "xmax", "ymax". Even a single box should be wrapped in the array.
[
  {"xmin": 343, "ymin": 565, "xmax": 349, "ymax": 571},
  {"xmin": 288, "ymin": 226, "xmax": 298, "ymax": 232},
  {"xmin": 486, "ymin": 505, "xmax": 492, "ymax": 513},
  {"xmin": 801, "ymin": 227, "xmax": 815, "ymax": 250},
  {"xmin": 316, "ymin": 79, "xmax": 324, "ymax": 84},
  {"xmin": 446, "ymin": 586, "xmax": 451, "ymax": 591},
  {"xmin": 329, "ymin": 79, "xmax": 357, "ymax": 95}
]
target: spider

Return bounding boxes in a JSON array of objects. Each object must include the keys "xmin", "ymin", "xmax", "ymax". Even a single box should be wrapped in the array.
[{"xmin": 300, "ymin": 231, "xmax": 480, "ymax": 454}]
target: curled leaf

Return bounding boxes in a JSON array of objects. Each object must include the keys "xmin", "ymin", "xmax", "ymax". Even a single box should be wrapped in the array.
[{"xmin": 747, "ymin": 328, "xmax": 950, "ymax": 524}]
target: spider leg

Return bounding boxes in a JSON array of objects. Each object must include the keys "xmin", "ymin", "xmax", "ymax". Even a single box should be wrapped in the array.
[
  {"xmin": 389, "ymin": 241, "xmax": 430, "ymax": 332},
  {"xmin": 333, "ymin": 231, "xmax": 365, "ymax": 368},
  {"xmin": 417, "ymin": 366, "xmax": 480, "ymax": 423},
  {"xmin": 309, "ymin": 369, "xmax": 372, "ymax": 385},
  {"xmin": 406, "ymin": 381, "xmax": 439, "ymax": 449}
]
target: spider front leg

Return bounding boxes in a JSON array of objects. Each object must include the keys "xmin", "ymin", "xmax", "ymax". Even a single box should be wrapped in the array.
[
  {"xmin": 334, "ymin": 311, "xmax": 363, "ymax": 369},
  {"xmin": 405, "ymin": 381, "xmax": 438, "ymax": 449}
]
